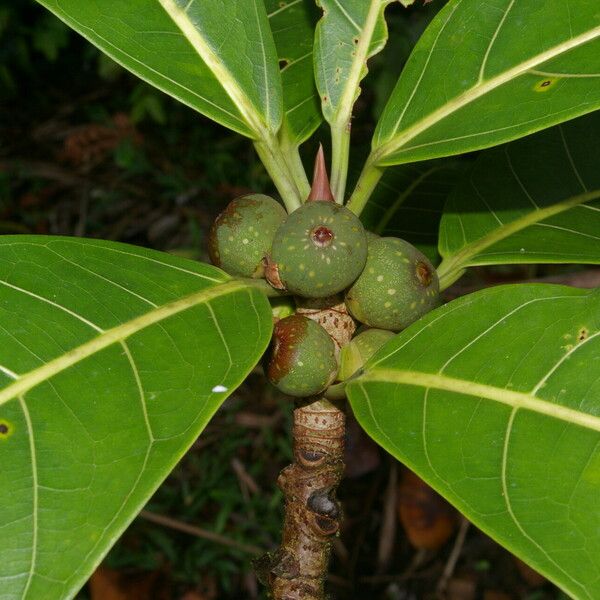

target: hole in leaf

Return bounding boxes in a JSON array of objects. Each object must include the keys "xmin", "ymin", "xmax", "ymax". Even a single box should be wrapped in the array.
[
  {"xmin": 533, "ymin": 77, "xmax": 558, "ymax": 92},
  {"xmin": 0, "ymin": 420, "xmax": 13, "ymax": 440}
]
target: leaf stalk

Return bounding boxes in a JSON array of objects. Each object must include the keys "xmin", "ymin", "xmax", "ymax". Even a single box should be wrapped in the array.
[
  {"xmin": 346, "ymin": 157, "xmax": 385, "ymax": 216},
  {"xmin": 330, "ymin": 120, "xmax": 351, "ymax": 204},
  {"xmin": 280, "ymin": 129, "xmax": 311, "ymax": 201},
  {"xmin": 254, "ymin": 138, "xmax": 302, "ymax": 212}
]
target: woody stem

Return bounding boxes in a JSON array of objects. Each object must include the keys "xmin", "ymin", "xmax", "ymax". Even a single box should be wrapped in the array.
[{"xmin": 258, "ymin": 397, "xmax": 346, "ymax": 600}]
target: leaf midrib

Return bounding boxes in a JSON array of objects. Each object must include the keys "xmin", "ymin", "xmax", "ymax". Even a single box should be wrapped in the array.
[
  {"xmin": 356, "ymin": 369, "xmax": 600, "ymax": 432},
  {"xmin": 0, "ymin": 280, "xmax": 248, "ymax": 407},
  {"xmin": 328, "ymin": 0, "xmax": 389, "ymax": 126},
  {"xmin": 158, "ymin": 0, "xmax": 273, "ymax": 138},
  {"xmin": 374, "ymin": 24, "xmax": 600, "ymax": 161},
  {"xmin": 436, "ymin": 188, "xmax": 600, "ymax": 289},
  {"xmin": 38, "ymin": 0, "xmax": 252, "ymax": 135}
]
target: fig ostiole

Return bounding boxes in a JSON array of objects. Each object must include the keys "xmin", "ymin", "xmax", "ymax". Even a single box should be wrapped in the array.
[
  {"xmin": 267, "ymin": 201, "xmax": 367, "ymax": 298},
  {"xmin": 208, "ymin": 194, "xmax": 286, "ymax": 278},
  {"xmin": 265, "ymin": 314, "xmax": 338, "ymax": 398},
  {"xmin": 345, "ymin": 237, "xmax": 440, "ymax": 331}
]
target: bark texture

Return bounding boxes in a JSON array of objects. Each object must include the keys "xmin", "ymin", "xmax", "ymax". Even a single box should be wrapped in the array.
[
  {"xmin": 257, "ymin": 398, "xmax": 345, "ymax": 599},
  {"xmin": 296, "ymin": 296, "xmax": 356, "ymax": 357}
]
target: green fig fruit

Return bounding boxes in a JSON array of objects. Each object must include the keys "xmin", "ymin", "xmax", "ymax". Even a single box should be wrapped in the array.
[
  {"xmin": 345, "ymin": 237, "xmax": 440, "ymax": 331},
  {"xmin": 338, "ymin": 328, "xmax": 395, "ymax": 380},
  {"xmin": 208, "ymin": 194, "xmax": 286, "ymax": 278},
  {"xmin": 266, "ymin": 314, "xmax": 338, "ymax": 397},
  {"xmin": 271, "ymin": 296, "xmax": 296, "ymax": 322},
  {"xmin": 365, "ymin": 230, "xmax": 379, "ymax": 244},
  {"xmin": 267, "ymin": 201, "xmax": 367, "ymax": 298}
]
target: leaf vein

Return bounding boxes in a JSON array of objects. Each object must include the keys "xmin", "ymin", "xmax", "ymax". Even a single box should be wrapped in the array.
[
  {"xmin": 478, "ymin": 0, "xmax": 515, "ymax": 83},
  {"xmin": 0, "ymin": 281, "xmax": 248, "ymax": 408},
  {"xmin": 558, "ymin": 124, "xmax": 588, "ymax": 192},
  {"xmin": 378, "ymin": 24, "xmax": 600, "ymax": 159},
  {"xmin": 504, "ymin": 145, "xmax": 538, "ymax": 209},
  {"xmin": 531, "ymin": 330, "xmax": 600, "ymax": 395},
  {"xmin": 330, "ymin": 0, "xmax": 361, "ymax": 32},
  {"xmin": 359, "ymin": 369, "xmax": 600, "ymax": 432},
  {"xmin": 501, "ymin": 408, "xmax": 587, "ymax": 597},
  {"xmin": 121, "ymin": 341, "xmax": 155, "ymax": 442},
  {"xmin": 0, "ymin": 279, "xmax": 104, "ymax": 332},
  {"xmin": 19, "ymin": 394, "xmax": 38, "ymax": 599}
]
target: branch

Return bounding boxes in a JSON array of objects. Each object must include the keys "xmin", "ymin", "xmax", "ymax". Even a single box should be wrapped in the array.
[
  {"xmin": 255, "ymin": 398, "xmax": 346, "ymax": 599},
  {"xmin": 140, "ymin": 510, "xmax": 262, "ymax": 555}
]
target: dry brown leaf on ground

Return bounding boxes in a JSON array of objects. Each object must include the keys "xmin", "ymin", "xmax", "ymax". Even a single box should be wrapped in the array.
[
  {"xmin": 513, "ymin": 556, "xmax": 547, "ymax": 587},
  {"xmin": 89, "ymin": 565, "xmax": 168, "ymax": 600},
  {"xmin": 397, "ymin": 469, "xmax": 458, "ymax": 550}
]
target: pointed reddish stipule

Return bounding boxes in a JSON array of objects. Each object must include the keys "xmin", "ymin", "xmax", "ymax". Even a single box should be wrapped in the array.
[{"xmin": 306, "ymin": 144, "xmax": 335, "ymax": 203}]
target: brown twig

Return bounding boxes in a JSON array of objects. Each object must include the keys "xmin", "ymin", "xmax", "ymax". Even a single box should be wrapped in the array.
[
  {"xmin": 359, "ymin": 550, "xmax": 432, "ymax": 584},
  {"xmin": 377, "ymin": 461, "xmax": 398, "ymax": 573},
  {"xmin": 255, "ymin": 398, "xmax": 346, "ymax": 600},
  {"xmin": 139, "ymin": 509, "xmax": 263, "ymax": 556},
  {"xmin": 436, "ymin": 516, "xmax": 470, "ymax": 598},
  {"xmin": 231, "ymin": 457, "xmax": 261, "ymax": 496}
]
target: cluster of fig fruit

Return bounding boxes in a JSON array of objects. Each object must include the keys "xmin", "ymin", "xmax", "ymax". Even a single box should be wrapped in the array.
[{"xmin": 208, "ymin": 150, "xmax": 440, "ymax": 399}]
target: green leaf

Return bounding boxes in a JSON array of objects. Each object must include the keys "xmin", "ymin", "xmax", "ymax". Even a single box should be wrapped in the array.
[
  {"xmin": 34, "ymin": 0, "xmax": 282, "ymax": 138},
  {"xmin": 372, "ymin": 0, "xmax": 600, "ymax": 165},
  {"xmin": 437, "ymin": 112, "xmax": 600, "ymax": 289},
  {"xmin": 314, "ymin": 0, "xmax": 393, "ymax": 200},
  {"xmin": 314, "ymin": 0, "xmax": 392, "ymax": 125},
  {"xmin": 266, "ymin": 0, "xmax": 322, "ymax": 145},
  {"xmin": 360, "ymin": 159, "xmax": 462, "ymax": 263},
  {"xmin": 0, "ymin": 236, "xmax": 272, "ymax": 599},
  {"xmin": 348, "ymin": 284, "xmax": 600, "ymax": 599}
]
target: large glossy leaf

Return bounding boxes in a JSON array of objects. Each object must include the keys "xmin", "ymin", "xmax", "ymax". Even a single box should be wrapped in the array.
[
  {"xmin": 372, "ymin": 0, "xmax": 600, "ymax": 166},
  {"xmin": 35, "ymin": 0, "xmax": 282, "ymax": 138},
  {"xmin": 0, "ymin": 236, "xmax": 272, "ymax": 600},
  {"xmin": 314, "ymin": 0, "xmax": 394, "ymax": 200},
  {"xmin": 437, "ymin": 112, "xmax": 600, "ymax": 289},
  {"xmin": 314, "ymin": 0, "xmax": 391, "ymax": 124},
  {"xmin": 266, "ymin": 0, "xmax": 321, "ymax": 144},
  {"xmin": 348, "ymin": 284, "xmax": 600, "ymax": 599},
  {"xmin": 360, "ymin": 159, "xmax": 462, "ymax": 263}
]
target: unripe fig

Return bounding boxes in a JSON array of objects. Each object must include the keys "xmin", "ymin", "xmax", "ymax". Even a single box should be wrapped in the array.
[
  {"xmin": 267, "ymin": 201, "xmax": 368, "ymax": 298},
  {"xmin": 266, "ymin": 314, "xmax": 338, "ymax": 397},
  {"xmin": 345, "ymin": 237, "xmax": 440, "ymax": 331},
  {"xmin": 270, "ymin": 296, "xmax": 296, "ymax": 322},
  {"xmin": 208, "ymin": 194, "xmax": 286, "ymax": 278},
  {"xmin": 338, "ymin": 328, "xmax": 395, "ymax": 380},
  {"xmin": 365, "ymin": 230, "xmax": 379, "ymax": 244}
]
